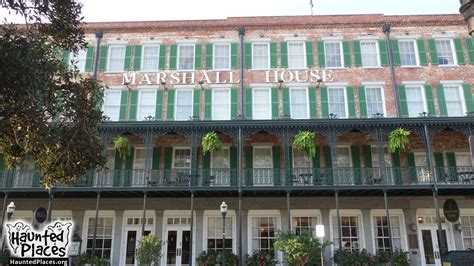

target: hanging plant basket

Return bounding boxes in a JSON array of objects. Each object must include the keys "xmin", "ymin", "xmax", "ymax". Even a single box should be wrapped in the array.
[
  {"xmin": 293, "ymin": 131, "xmax": 316, "ymax": 158},
  {"xmin": 114, "ymin": 136, "xmax": 132, "ymax": 161},
  {"xmin": 388, "ymin": 128, "xmax": 411, "ymax": 153},
  {"xmin": 202, "ymin": 132, "xmax": 223, "ymax": 155}
]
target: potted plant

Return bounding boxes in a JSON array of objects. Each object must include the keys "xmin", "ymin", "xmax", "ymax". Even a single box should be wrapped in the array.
[
  {"xmin": 197, "ymin": 249, "xmax": 239, "ymax": 266},
  {"xmin": 113, "ymin": 135, "xmax": 132, "ymax": 161},
  {"xmin": 202, "ymin": 132, "xmax": 223, "ymax": 155},
  {"xmin": 136, "ymin": 234, "xmax": 162, "ymax": 266},
  {"xmin": 74, "ymin": 253, "xmax": 109, "ymax": 266},
  {"xmin": 293, "ymin": 131, "xmax": 316, "ymax": 157},
  {"xmin": 388, "ymin": 128, "xmax": 411, "ymax": 153},
  {"xmin": 245, "ymin": 250, "xmax": 277, "ymax": 266}
]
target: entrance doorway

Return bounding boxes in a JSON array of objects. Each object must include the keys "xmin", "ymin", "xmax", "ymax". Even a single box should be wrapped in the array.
[
  {"xmin": 418, "ymin": 224, "xmax": 450, "ymax": 266},
  {"xmin": 121, "ymin": 214, "xmax": 155, "ymax": 266},
  {"xmin": 165, "ymin": 227, "xmax": 191, "ymax": 266}
]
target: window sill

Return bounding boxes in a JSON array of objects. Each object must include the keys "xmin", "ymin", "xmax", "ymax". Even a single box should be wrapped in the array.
[
  {"xmin": 105, "ymin": 71, "xmax": 125, "ymax": 74},
  {"xmin": 176, "ymin": 69, "xmax": 196, "ymax": 72},
  {"xmin": 400, "ymin": 65, "xmax": 421, "ymax": 68},
  {"xmin": 251, "ymin": 67, "xmax": 271, "ymax": 71},
  {"xmin": 360, "ymin": 66, "xmax": 383, "ymax": 69},
  {"xmin": 438, "ymin": 64, "xmax": 459, "ymax": 68},
  {"xmin": 139, "ymin": 70, "xmax": 161, "ymax": 73},
  {"xmin": 324, "ymin": 67, "xmax": 345, "ymax": 70},
  {"xmin": 213, "ymin": 68, "xmax": 231, "ymax": 71}
]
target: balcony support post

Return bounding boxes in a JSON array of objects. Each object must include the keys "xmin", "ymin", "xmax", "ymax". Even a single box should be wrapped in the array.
[
  {"xmin": 335, "ymin": 190, "xmax": 342, "ymax": 251},
  {"xmin": 376, "ymin": 128, "xmax": 388, "ymax": 184},
  {"xmin": 141, "ymin": 191, "xmax": 148, "ymax": 237},
  {"xmin": 238, "ymin": 126, "xmax": 243, "ymax": 266},
  {"xmin": 99, "ymin": 132, "xmax": 110, "ymax": 187},
  {"xmin": 383, "ymin": 190, "xmax": 394, "ymax": 264},
  {"xmin": 189, "ymin": 133, "xmax": 199, "ymax": 187},
  {"xmin": 286, "ymin": 191, "xmax": 291, "ymax": 229},
  {"xmin": 91, "ymin": 192, "xmax": 101, "ymax": 266},
  {"xmin": 189, "ymin": 192, "xmax": 195, "ymax": 266},
  {"xmin": 144, "ymin": 132, "xmax": 155, "ymax": 186}
]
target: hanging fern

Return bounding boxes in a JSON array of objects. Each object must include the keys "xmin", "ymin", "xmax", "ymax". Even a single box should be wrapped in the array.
[
  {"xmin": 114, "ymin": 136, "xmax": 132, "ymax": 161},
  {"xmin": 202, "ymin": 132, "xmax": 223, "ymax": 155},
  {"xmin": 293, "ymin": 131, "xmax": 316, "ymax": 158},
  {"xmin": 388, "ymin": 128, "xmax": 410, "ymax": 153}
]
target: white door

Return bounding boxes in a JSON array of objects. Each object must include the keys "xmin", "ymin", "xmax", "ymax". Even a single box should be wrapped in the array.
[
  {"xmin": 164, "ymin": 227, "xmax": 191, "ymax": 266},
  {"xmin": 253, "ymin": 147, "xmax": 273, "ymax": 185},
  {"xmin": 124, "ymin": 228, "xmax": 151, "ymax": 266},
  {"xmin": 418, "ymin": 225, "xmax": 449, "ymax": 266}
]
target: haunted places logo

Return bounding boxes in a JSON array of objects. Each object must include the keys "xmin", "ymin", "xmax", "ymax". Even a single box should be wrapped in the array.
[{"xmin": 5, "ymin": 221, "xmax": 72, "ymax": 258}]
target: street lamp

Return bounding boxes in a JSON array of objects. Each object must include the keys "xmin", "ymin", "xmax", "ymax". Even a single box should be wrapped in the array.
[
  {"xmin": 1, "ymin": 202, "xmax": 15, "ymax": 252},
  {"xmin": 460, "ymin": 0, "xmax": 474, "ymax": 35},
  {"xmin": 220, "ymin": 201, "xmax": 228, "ymax": 266},
  {"xmin": 315, "ymin": 225, "xmax": 325, "ymax": 266}
]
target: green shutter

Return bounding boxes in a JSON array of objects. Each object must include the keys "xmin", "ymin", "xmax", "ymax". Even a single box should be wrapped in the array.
[
  {"xmin": 454, "ymin": 38, "xmax": 466, "ymax": 65},
  {"xmin": 204, "ymin": 89, "xmax": 212, "ymax": 120},
  {"xmin": 270, "ymin": 42, "xmax": 278, "ymax": 68},
  {"xmin": 353, "ymin": 40, "xmax": 362, "ymax": 67},
  {"xmin": 317, "ymin": 41, "xmax": 325, "ymax": 67},
  {"xmin": 398, "ymin": 85, "xmax": 409, "ymax": 117},
  {"xmin": 379, "ymin": 40, "xmax": 388, "ymax": 66},
  {"xmin": 85, "ymin": 46, "xmax": 95, "ymax": 72},
  {"xmin": 167, "ymin": 90, "xmax": 175, "ymax": 120},
  {"xmin": 123, "ymin": 148, "xmax": 134, "ymax": 187},
  {"xmin": 358, "ymin": 86, "xmax": 367, "ymax": 118},
  {"xmin": 170, "ymin": 44, "xmax": 177, "ymax": 70},
  {"xmin": 244, "ymin": 43, "xmax": 252, "ymax": 69},
  {"xmin": 164, "ymin": 147, "xmax": 173, "ymax": 184},
  {"xmin": 193, "ymin": 89, "xmax": 201, "ymax": 119},
  {"xmin": 205, "ymin": 43, "xmax": 213, "ymax": 69},
  {"xmin": 282, "ymin": 87, "xmax": 290, "ymax": 117},
  {"xmin": 351, "ymin": 146, "xmax": 361, "ymax": 185},
  {"xmin": 152, "ymin": 148, "xmax": 160, "ymax": 170},
  {"xmin": 436, "ymin": 84, "xmax": 448, "ymax": 116},
  {"xmin": 231, "ymin": 43, "xmax": 238, "ymax": 69},
  {"xmin": 195, "ymin": 44, "xmax": 202, "ymax": 69},
  {"xmin": 308, "ymin": 86, "xmax": 317, "ymax": 119},
  {"xmin": 245, "ymin": 147, "xmax": 253, "ymax": 186},
  {"xmin": 406, "ymin": 152, "xmax": 417, "ymax": 183},
  {"xmin": 0, "ymin": 154, "xmax": 3, "ymax": 171},
  {"xmin": 434, "ymin": 152, "xmax": 445, "ymax": 182},
  {"xmin": 323, "ymin": 146, "xmax": 333, "ymax": 185},
  {"xmin": 119, "ymin": 90, "xmax": 129, "ymax": 121},
  {"xmin": 391, "ymin": 150, "xmax": 402, "ymax": 185},
  {"xmin": 417, "ymin": 39, "xmax": 428, "ymax": 66},
  {"xmin": 347, "ymin": 86, "xmax": 356, "ymax": 118},
  {"xmin": 245, "ymin": 88, "xmax": 252, "ymax": 119},
  {"xmin": 312, "ymin": 146, "xmax": 321, "ymax": 184},
  {"xmin": 230, "ymin": 147, "xmax": 238, "ymax": 186},
  {"xmin": 129, "ymin": 90, "xmax": 138, "ymax": 121},
  {"xmin": 363, "ymin": 145, "xmax": 373, "ymax": 168},
  {"xmin": 273, "ymin": 146, "xmax": 281, "ymax": 186},
  {"xmin": 306, "ymin": 41, "xmax": 314, "ymax": 68},
  {"xmin": 463, "ymin": 83, "xmax": 474, "ymax": 113},
  {"xmin": 428, "ymin": 39, "xmax": 438, "ymax": 65},
  {"xmin": 202, "ymin": 152, "xmax": 210, "ymax": 186},
  {"xmin": 446, "ymin": 152, "xmax": 458, "ymax": 180},
  {"xmin": 155, "ymin": 90, "xmax": 163, "ymax": 120},
  {"xmin": 424, "ymin": 84, "xmax": 436, "ymax": 116},
  {"xmin": 124, "ymin": 45, "xmax": 133, "ymax": 71},
  {"xmin": 280, "ymin": 42, "xmax": 288, "ymax": 68},
  {"xmin": 271, "ymin": 87, "xmax": 279, "ymax": 119},
  {"xmin": 320, "ymin": 86, "xmax": 329, "ymax": 118},
  {"xmin": 231, "ymin": 88, "xmax": 238, "ymax": 119},
  {"xmin": 343, "ymin": 41, "xmax": 351, "ymax": 67},
  {"xmin": 98, "ymin": 45, "xmax": 108, "ymax": 71},
  {"xmin": 287, "ymin": 147, "xmax": 293, "ymax": 186},
  {"xmin": 159, "ymin": 45, "xmax": 167, "ymax": 70},
  {"xmin": 113, "ymin": 151, "xmax": 122, "ymax": 186},
  {"xmin": 133, "ymin": 45, "xmax": 142, "ymax": 71},
  {"xmin": 391, "ymin": 40, "xmax": 401, "ymax": 66},
  {"xmin": 465, "ymin": 38, "xmax": 474, "ymax": 64}
]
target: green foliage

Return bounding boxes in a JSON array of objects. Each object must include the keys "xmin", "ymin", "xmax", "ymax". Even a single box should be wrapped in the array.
[
  {"xmin": 202, "ymin": 132, "xmax": 223, "ymax": 155},
  {"xmin": 246, "ymin": 250, "xmax": 277, "ymax": 266},
  {"xmin": 196, "ymin": 249, "xmax": 239, "ymax": 266},
  {"xmin": 136, "ymin": 234, "xmax": 162, "ymax": 266},
  {"xmin": 114, "ymin": 136, "xmax": 132, "ymax": 162},
  {"xmin": 393, "ymin": 250, "xmax": 410, "ymax": 266},
  {"xmin": 74, "ymin": 253, "xmax": 109, "ymax": 266},
  {"xmin": 332, "ymin": 249, "xmax": 410, "ymax": 266},
  {"xmin": 0, "ymin": 1, "xmax": 106, "ymax": 188},
  {"xmin": 293, "ymin": 131, "xmax": 316, "ymax": 157},
  {"xmin": 274, "ymin": 230, "xmax": 332, "ymax": 266},
  {"xmin": 388, "ymin": 128, "xmax": 411, "ymax": 153}
]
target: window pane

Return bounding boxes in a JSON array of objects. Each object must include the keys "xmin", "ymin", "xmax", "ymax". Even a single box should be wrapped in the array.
[
  {"xmin": 288, "ymin": 42, "xmax": 305, "ymax": 69},
  {"xmin": 103, "ymin": 90, "xmax": 121, "ymax": 121},
  {"xmin": 325, "ymin": 42, "xmax": 342, "ymax": 68},
  {"xmin": 290, "ymin": 87, "xmax": 308, "ymax": 119},
  {"xmin": 399, "ymin": 40, "xmax": 418, "ymax": 66},
  {"xmin": 365, "ymin": 87, "xmax": 384, "ymax": 116},
  {"xmin": 336, "ymin": 147, "xmax": 351, "ymax": 167},
  {"xmin": 292, "ymin": 216, "xmax": 318, "ymax": 235},
  {"xmin": 108, "ymin": 46, "xmax": 125, "ymax": 72},
  {"xmin": 436, "ymin": 40, "xmax": 455, "ymax": 65},
  {"xmin": 254, "ymin": 148, "xmax": 272, "ymax": 168},
  {"xmin": 253, "ymin": 43, "xmax": 269, "ymax": 69},
  {"xmin": 138, "ymin": 90, "xmax": 156, "ymax": 120},
  {"xmin": 142, "ymin": 45, "xmax": 160, "ymax": 71},
  {"xmin": 253, "ymin": 88, "xmax": 271, "ymax": 119},
  {"xmin": 86, "ymin": 217, "xmax": 113, "ymax": 259},
  {"xmin": 444, "ymin": 85, "xmax": 464, "ymax": 116},
  {"xmin": 207, "ymin": 216, "xmax": 233, "ymax": 251},
  {"xmin": 360, "ymin": 41, "xmax": 378, "ymax": 67},
  {"xmin": 212, "ymin": 88, "xmax": 230, "ymax": 120},
  {"xmin": 134, "ymin": 149, "xmax": 146, "ymax": 169},
  {"xmin": 214, "ymin": 44, "xmax": 230, "ymax": 69},
  {"xmin": 333, "ymin": 216, "xmax": 359, "ymax": 251},
  {"xmin": 173, "ymin": 148, "xmax": 191, "ymax": 169},
  {"xmin": 405, "ymin": 86, "xmax": 425, "ymax": 117},
  {"xmin": 70, "ymin": 49, "xmax": 87, "ymax": 72},
  {"xmin": 328, "ymin": 87, "xmax": 346, "ymax": 118},
  {"xmin": 293, "ymin": 149, "xmax": 312, "ymax": 168},
  {"xmin": 178, "ymin": 44, "xmax": 195, "ymax": 70},
  {"xmin": 175, "ymin": 90, "xmax": 193, "ymax": 120},
  {"xmin": 252, "ymin": 216, "xmax": 277, "ymax": 254}
]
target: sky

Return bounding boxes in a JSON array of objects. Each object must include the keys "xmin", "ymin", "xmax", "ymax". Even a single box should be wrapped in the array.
[{"xmin": 0, "ymin": 0, "xmax": 462, "ymax": 23}]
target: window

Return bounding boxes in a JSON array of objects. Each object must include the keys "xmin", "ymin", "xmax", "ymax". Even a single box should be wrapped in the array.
[
  {"xmin": 103, "ymin": 90, "xmax": 121, "ymax": 121},
  {"xmin": 373, "ymin": 216, "xmax": 403, "ymax": 252},
  {"xmin": 455, "ymin": 152, "xmax": 471, "ymax": 167},
  {"xmin": 253, "ymin": 147, "xmax": 273, "ymax": 186},
  {"xmin": 435, "ymin": 39, "xmax": 456, "ymax": 65},
  {"xmin": 137, "ymin": 90, "xmax": 156, "ymax": 120},
  {"xmin": 107, "ymin": 45, "xmax": 126, "ymax": 72},
  {"xmin": 173, "ymin": 148, "xmax": 191, "ymax": 171},
  {"xmin": 365, "ymin": 86, "xmax": 385, "ymax": 116},
  {"xmin": 360, "ymin": 40, "xmax": 379, "ymax": 67},
  {"xmin": 211, "ymin": 147, "xmax": 230, "ymax": 186},
  {"xmin": 288, "ymin": 42, "xmax": 306, "ymax": 69},
  {"xmin": 325, "ymin": 41, "xmax": 343, "ymax": 68},
  {"xmin": 178, "ymin": 44, "xmax": 195, "ymax": 70},
  {"xmin": 214, "ymin": 43, "xmax": 230, "ymax": 70},
  {"xmin": 142, "ymin": 45, "xmax": 160, "ymax": 72},
  {"xmin": 290, "ymin": 87, "xmax": 309, "ymax": 119},
  {"xmin": 252, "ymin": 43, "xmax": 269, "ymax": 69},
  {"xmin": 461, "ymin": 216, "xmax": 474, "ymax": 250},
  {"xmin": 292, "ymin": 216, "xmax": 318, "ymax": 235},
  {"xmin": 336, "ymin": 147, "xmax": 352, "ymax": 168},
  {"xmin": 253, "ymin": 88, "xmax": 271, "ymax": 120},
  {"xmin": 405, "ymin": 86, "xmax": 426, "ymax": 117},
  {"xmin": 132, "ymin": 148, "xmax": 146, "ymax": 185},
  {"xmin": 292, "ymin": 148, "xmax": 312, "ymax": 169},
  {"xmin": 251, "ymin": 216, "xmax": 277, "ymax": 254},
  {"xmin": 212, "ymin": 88, "xmax": 230, "ymax": 120},
  {"xmin": 175, "ymin": 89, "xmax": 193, "ymax": 121},
  {"xmin": 86, "ymin": 217, "xmax": 113, "ymax": 259},
  {"xmin": 69, "ymin": 49, "xmax": 87, "ymax": 72},
  {"xmin": 328, "ymin": 87, "xmax": 347, "ymax": 118},
  {"xmin": 443, "ymin": 84, "xmax": 465, "ymax": 116},
  {"xmin": 371, "ymin": 147, "xmax": 392, "ymax": 168},
  {"xmin": 207, "ymin": 216, "xmax": 232, "ymax": 251},
  {"xmin": 399, "ymin": 40, "xmax": 418, "ymax": 66},
  {"xmin": 332, "ymin": 215, "xmax": 361, "ymax": 251}
]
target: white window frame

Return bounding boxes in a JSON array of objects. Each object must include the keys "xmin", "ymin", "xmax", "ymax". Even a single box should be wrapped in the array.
[
  {"xmin": 289, "ymin": 86, "xmax": 310, "ymax": 119},
  {"xmin": 252, "ymin": 87, "xmax": 272, "ymax": 120},
  {"xmin": 287, "ymin": 41, "xmax": 307, "ymax": 70},
  {"xmin": 292, "ymin": 147, "xmax": 313, "ymax": 169},
  {"xmin": 360, "ymin": 40, "xmax": 380, "ymax": 68},
  {"xmin": 370, "ymin": 209, "xmax": 408, "ymax": 254},
  {"xmin": 442, "ymin": 84, "xmax": 467, "ymax": 117},
  {"xmin": 203, "ymin": 210, "xmax": 237, "ymax": 253},
  {"xmin": 106, "ymin": 45, "xmax": 126, "ymax": 73},
  {"xmin": 324, "ymin": 41, "xmax": 344, "ymax": 69},
  {"xmin": 405, "ymin": 85, "xmax": 428, "ymax": 118},
  {"xmin": 174, "ymin": 88, "xmax": 194, "ymax": 121},
  {"xmin": 177, "ymin": 43, "xmax": 196, "ymax": 71},
  {"xmin": 398, "ymin": 39, "xmax": 420, "ymax": 67},
  {"xmin": 290, "ymin": 210, "xmax": 322, "ymax": 235},
  {"xmin": 460, "ymin": 209, "xmax": 474, "ymax": 250},
  {"xmin": 82, "ymin": 210, "xmax": 115, "ymax": 261},
  {"xmin": 141, "ymin": 44, "xmax": 161, "ymax": 72},
  {"xmin": 329, "ymin": 210, "xmax": 365, "ymax": 253},
  {"xmin": 252, "ymin": 42, "xmax": 270, "ymax": 70},
  {"xmin": 212, "ymin": 87, "xmax": 231, "ymax": 120},
  {"xmin": 172, "ymin": 147, "xmax": 192, "ymax": 171},
  {"xmin": 210, "ymin": 146, "xmax": 230, "ymax": 169},
  {"xmin": 453, "ymin": 151, "xmax": 471, "ymax": 167},
  {"xmin": 327, "ymin": 86, "xmax": 348, "ymax": 118},
  {"xmin": 247, "ymin": 210, "xmax": 282, "ymax": 260},
  {"xmin": 435, "ymin": 38, "xmax": 458, "ymax": 67},
  {"xmin": 253, "ymin": 146, "xmax": 273, "ymax": 169},
  {"xmin": 213, "ymin": 43, "xmax": 231, "ymax": 71},
  {"xmin": 102, "ymin": 88, "xmax": 122, "ymax": 121},
  {"xmin": 137, "ymin": 88, "xmax": 157, "ymax": 121},
  {"xmin": 364, "ymin": 85, "xmax": 387, "ymax": 117},
  {"xmin": 336, "ymin": 145, "xmax": 353, "ymax": 168}
]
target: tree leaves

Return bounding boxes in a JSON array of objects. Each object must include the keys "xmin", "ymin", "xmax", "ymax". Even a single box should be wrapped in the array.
[
  {"xmin": 293, "ymin": 131, "xmax": 316, "ymax": 158},
  {"xmin": 388, "ymin": 128, "xmax": 411, "ymax": 153},
  {"xmin": 201, "ymin": 132, "xmax": 222, "ymax": 155}
]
